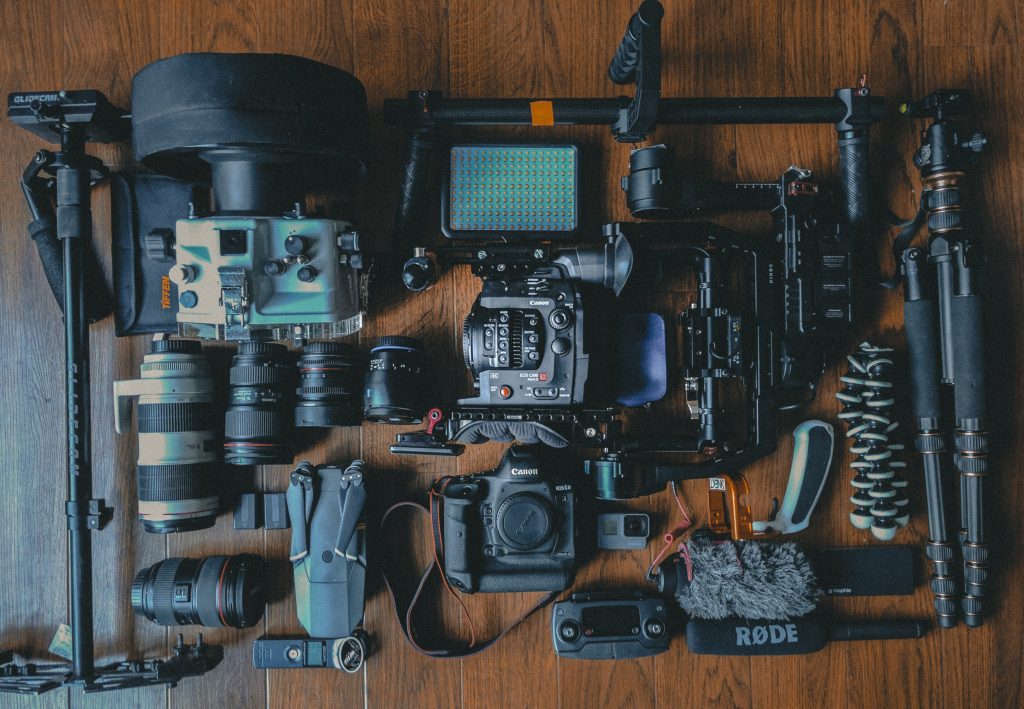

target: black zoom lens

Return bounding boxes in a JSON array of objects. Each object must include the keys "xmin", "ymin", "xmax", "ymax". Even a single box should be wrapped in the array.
[
  {"xmin": 295, "ymin": 342, "xmax": 363, "ymax": 427},
  {"xmin": 363, "ymin": 336, "xmax": 427, "ymax": 424},
  {"xmin": 131, "ymin": 554, "xmax": 265, "ymax": 628},
  {"xmin": 225, "ymin": 341, "xmax": 293, "ymax": 465}
]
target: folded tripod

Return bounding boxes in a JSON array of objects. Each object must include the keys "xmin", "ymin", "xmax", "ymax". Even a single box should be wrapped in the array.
[{"xmin": 896, "ymin": 90, "xmax": 989, "ymax": 628}]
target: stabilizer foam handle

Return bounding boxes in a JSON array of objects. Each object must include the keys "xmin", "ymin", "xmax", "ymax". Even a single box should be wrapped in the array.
[
  {"xmin": 838, "ymin": 132, "xmax": 869, "ymax": 227},
  {"xmin": 394, "ymin": 131, "xmax": 435, "ymax": 250},
  {"xmin": 29, "ymin": 216, "xmax": 112, "ymax": 322},
  {"xmin": 951, "ymin": 295, "xmax": 985, "ymax": 421},
  {"xmin": 904, "ymin": 298, "xmax": 942, "ymax": 420}
]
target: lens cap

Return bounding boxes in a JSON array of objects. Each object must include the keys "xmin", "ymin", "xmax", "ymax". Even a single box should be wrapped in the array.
[
  {"xmin": 496, "ymin": 493, "xmax": 553, "ymax": 551},
  {"xmin": 150, "ymin": 337, "xmax": 201, "ymax": 355}
]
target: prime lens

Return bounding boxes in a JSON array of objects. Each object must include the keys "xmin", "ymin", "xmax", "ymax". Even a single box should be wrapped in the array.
[
  {"xmin": 131, "ymin": 554, "xmax": 265, "ymax": 628},
  {"xmin": 295, "ymin": 342, "xmax": 363, "ymax": 427},
  {"xmin": 224, "ymin": 341, "xmax": 292, "ymax": 465},
  {"xmin": 363, "ymin": 336, "xmax": 427, "ymax": 424},
  {"xmin": 113, "ymin": 337, "xmax": 220, "ymax": 533}
]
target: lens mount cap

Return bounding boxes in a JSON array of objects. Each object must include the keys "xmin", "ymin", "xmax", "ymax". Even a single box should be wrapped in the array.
[
  {"xmin": 150, "ymin": 337, "xmax": 202, "ymax": 355},
  {"xmin": 496, "ymin": 493, "xmax": 553, "ymax": 551}
]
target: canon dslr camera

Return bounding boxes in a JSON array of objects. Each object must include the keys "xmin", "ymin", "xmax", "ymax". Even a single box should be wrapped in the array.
[{"xmin": 438, "ymin": 446, "xmax": 576, "ymax": 593}]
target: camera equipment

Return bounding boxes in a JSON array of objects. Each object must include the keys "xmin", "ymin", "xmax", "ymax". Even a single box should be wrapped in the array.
[
  {"xmin": 400, "ymin": 164, "xmax": 855, "ymax": 494},
  {"xmin": 113, "ymin": 336, "xmax": 221, "ymax": 533},
  {"xmin": 893, "ymin": 90, "xmax": 989, "ymax": 628},
  {"xmin": 705, "ymin": 420, "xmax": 834, "ymax": 541},
  {"xmin": 252, "ymin": 633, "xmax": 369, "ymax": 672},
  {"xmin": 233, "ymin": 492, "xmax": 290, "ymax": 530},
  {"xmin": 385, "ymin": 0, "xmax": 884, "ymax": 253},
  {"xmin": 224, "ymin": 341, "xmax": 293, "ymax": 465},
  {"xmin": 836, "ymin": 343, "xmax": 909, "ymax": 539},
  {"xmin": 287, "ymin": 461, "xmax": 367, "ymax": 638},
  {"xmin": 653, "ymin": 539, "xmax": 820, "ymax": 620},
  {"xmin": 363, "ymin": 336, "xmax": 428, "ymax": 423},
  {"xmin": 3, "ymin": 91, "xmax": 222, "ymax": 692},
  {"xmin": 295, "ymin": 342, "xmax": 363, "ymax": 428},
  {"xmin": 131, "ymin": 554, "xmax": 265, "ymax": 629},
  {"xmin": 813, "ymin": 546, "xmax": 915, "ymax": 597},
  {"xmin": 390, "ymin": 234, "xmax": 632, "ymax": 455},
  {"xmin": 551, "ymin": 592, "xmax": 670, "ymax": 659},
  {"xmin": 436, "ymin": 446, "xmax": 576, "ymax": 593},
  {"xmin": 378, "ymin": 446, "xmax": 566, "ymax": 657},
  {"xmin": 110, "ymin": 172, "xmax": 201, "ymax": 335},
  {"xmin": 128, "ymin": 53, "xmax": 369, "ymax": 345},
  {"xmin": 443, "ymin": 144, "xmax": 579, "ymax": 239},
  {"xmin": 685, "ymin": 615, "xmax": 926, "ymax": 656},
  {"xmin": 597, "ymin": 513, "xmax": 650, "ymax": 550}
]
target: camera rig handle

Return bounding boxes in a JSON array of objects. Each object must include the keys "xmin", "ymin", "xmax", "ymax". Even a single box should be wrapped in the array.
[{"xmin": 607, "ymin": 0, "xmax": 663, "ymax": 141}]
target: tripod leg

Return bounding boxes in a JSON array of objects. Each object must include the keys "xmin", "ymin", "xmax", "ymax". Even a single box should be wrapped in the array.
[
  {"xmin": 902, "ymin": 247, "xmax": 958, "ymax": 627},
  {"xmin": 950, "ymin": 239, "xmax": 988, "ymax": 628}
]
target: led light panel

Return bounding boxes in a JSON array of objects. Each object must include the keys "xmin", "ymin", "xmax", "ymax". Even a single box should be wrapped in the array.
[{"xmin": 444, "ymin": 144, "xmax": 578, "ymax": 237}]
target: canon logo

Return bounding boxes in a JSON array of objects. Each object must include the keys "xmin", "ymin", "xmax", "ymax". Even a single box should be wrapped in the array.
[
  {"xmin": 510, "ymin": 467, "xmax": 539, "ymax": 476},
  {"xmin": 735, "ymin": 623, "xmax": 799, "ymax": 646},
  {"xmin": 528, "ymin": 300, "xmax": 550, "ymax": 306}
]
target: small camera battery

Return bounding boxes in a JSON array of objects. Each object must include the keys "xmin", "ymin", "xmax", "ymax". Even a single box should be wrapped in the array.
[
  {"xmin": 233, "ymin": 493, "xmax": 261, "ymax": 530},
  {"xmin": 263, "ymin": 493, "xmax": 290, "ymax": 530}
]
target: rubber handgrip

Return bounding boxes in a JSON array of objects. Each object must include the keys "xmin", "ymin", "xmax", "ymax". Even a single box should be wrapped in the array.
[
  {"xmin": 828, "ymin": 620, "xmax": 927, "ymax": 642},
  {"xmin": 393, "ymin": 130, "xmax": 436, "ymax": 249},
  {"xmin": 903, "ymin": 298, "xmax": 942, "ymax": 421},
  {"xmin": 838, "ymin": 132, "xmax": 869, "ymax": 227},
  {"xmin": 29, "ymin": 216, "xmax": 65, "ymax": 312},
  {"xmin": 950, "ymin": 295, "xmax": 985, "ymax": 421},
  {"xmin": 29, "ymin": 216, "xmax": 113, "ymax": 322}
]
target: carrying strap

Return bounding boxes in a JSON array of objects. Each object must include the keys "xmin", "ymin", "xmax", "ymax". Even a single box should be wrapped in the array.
[
  {"xmin": 379, "ymin": 478, "xmax": 558, "ymax": 658},
  {"xmin": 880, "ymin": 191, "xmax": 929, "ymax": 289}
]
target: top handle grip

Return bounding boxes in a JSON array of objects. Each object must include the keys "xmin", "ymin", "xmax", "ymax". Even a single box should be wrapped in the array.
[{"xmin": 608, "ymin": 0, "xmax": 664, "ymax": 84}]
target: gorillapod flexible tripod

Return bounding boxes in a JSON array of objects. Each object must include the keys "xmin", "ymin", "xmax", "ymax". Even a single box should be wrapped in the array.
[
  {"xmin": 1, "ymin": 91, "xmax": 222, "ymax": 693},
  {"xmin": 897, "ymin": 90, "xmax": 988, "ymax": 628}
]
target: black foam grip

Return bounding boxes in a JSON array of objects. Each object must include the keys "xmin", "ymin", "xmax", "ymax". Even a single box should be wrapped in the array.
[
  {"xmin": 903, "ymin": 298, "xmax": 942, "ymax": 420},
  {"xmin": 951, "ymin": 295, "xmax": 985, "ymax": 420},
  {"xmin": 393, "ymin": 131, "xmax": 436, "ymax": 249},
  {"xmin": 608, "ymin": 23, "xmax": 641, "ymax": 84},
  {"xmin": 29, "ymin": 216, "xmax": 113, "ymax": 323},
  {"xmin": 29, "ymin": 216, "xmax": 65, "ymax": 311},
  {"xmin": 838, "ymin": 132, "xmax": 869, "ymax": 227}
]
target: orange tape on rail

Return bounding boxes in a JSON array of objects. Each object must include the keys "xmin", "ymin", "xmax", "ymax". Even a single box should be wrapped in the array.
[{"xmin": 529, "ymin": 100, "xmax": 555, "ymax": 126}]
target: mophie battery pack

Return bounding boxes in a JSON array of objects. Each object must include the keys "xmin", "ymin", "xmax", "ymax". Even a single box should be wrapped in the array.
[{"xmin": 814, "ymin": 546, "xmax": 915, "ymax": 597}]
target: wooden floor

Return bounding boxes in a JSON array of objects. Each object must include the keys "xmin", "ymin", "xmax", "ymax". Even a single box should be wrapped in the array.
[{"xmin": 1, "ymin": 0, "xmax": 1022, "ymax": 707}]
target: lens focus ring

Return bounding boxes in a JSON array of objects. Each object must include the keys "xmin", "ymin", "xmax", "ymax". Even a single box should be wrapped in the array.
[{"xmin": 137, "ymin": 402, "xmax": 217, "ymax": 433}]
